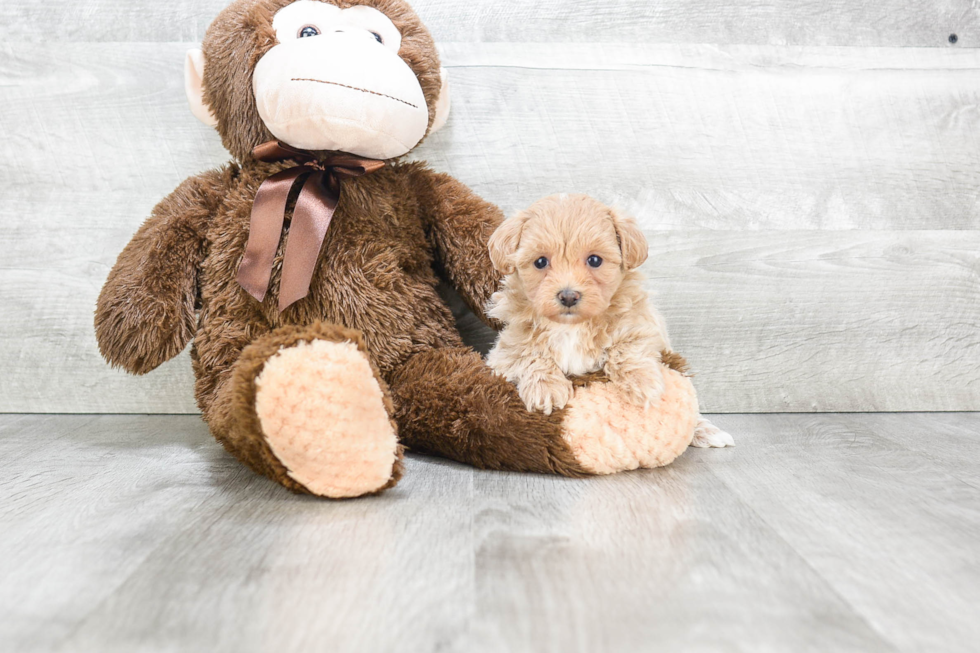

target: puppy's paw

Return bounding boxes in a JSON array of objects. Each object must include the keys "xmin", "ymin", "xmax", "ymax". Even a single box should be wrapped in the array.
[
  {"xmin": 691, "ymin": 417, "xmax": 735, "ymax": 448},
  {"xmin": 612, "ymin": 365, "xmax": 666, "ymax": 408},
  {"xmin": 519, "ymin": 375, "xmax": 574, "ymax": 415}
]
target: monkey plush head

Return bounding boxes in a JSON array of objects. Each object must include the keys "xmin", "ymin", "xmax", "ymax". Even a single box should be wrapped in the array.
[{"xmin": 184, "ymin": 0, "xmax": 450, "ymax": 161}]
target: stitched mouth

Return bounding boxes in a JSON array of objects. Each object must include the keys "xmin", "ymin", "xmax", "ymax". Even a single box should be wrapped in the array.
[{"xmin": 291, "ymin": 78, "xmax": 419, "ymax": 109}]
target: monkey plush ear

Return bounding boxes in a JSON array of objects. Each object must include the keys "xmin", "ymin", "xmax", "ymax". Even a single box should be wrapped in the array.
[
  {"xmin": 184, "ymin": 48, "xmax": 218, "ymax": 128},
  {"xmin": 488, "ymin": 212, "xmax": 528, "ymax": 275},
  {"xmin": 428, "ymin": 68, "xmax": 451, "ymax": 135},
  {"xmin": 610, "ymin": 208, "xmax": 649, "ymax": 270}
]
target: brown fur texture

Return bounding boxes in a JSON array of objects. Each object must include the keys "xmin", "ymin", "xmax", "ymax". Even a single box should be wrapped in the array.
[
  {"xmin": 96, "ymin": 0, "xmax": 592, "ymax": 496},
  {"xmin": 661, "ymin": 350, "xmax": 691, "ymax": 376},
  {"xmin": 389, "ymin": 348, "xmax": 587, "ymax": 476}
]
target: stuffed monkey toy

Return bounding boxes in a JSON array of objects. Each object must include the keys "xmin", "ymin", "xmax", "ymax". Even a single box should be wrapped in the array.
[{"xmin": 95, "ymin": 0, "xmax": 703, "ymax": 499}]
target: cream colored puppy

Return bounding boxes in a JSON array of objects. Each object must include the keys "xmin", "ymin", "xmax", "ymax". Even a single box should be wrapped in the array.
[
  {"xmin": 486, "ymin": 194, "xmax": 667, "ymax": 414},
  {"xmin": 486, "ymin": 194, "xmax": 734, "ymax": 448}
]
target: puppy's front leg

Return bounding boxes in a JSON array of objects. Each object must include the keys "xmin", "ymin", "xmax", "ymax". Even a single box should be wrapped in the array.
[
  {"xmin": 488, "ymin": 336, "xmax": 574, "ymax": 415},
  {"xmin": 517, "ymin": 364, "xmax": 574, "ymax": 416},
  {"xmin": 603, "ymin": 317, "xmax": 671, "ymax": 408},
  {"xmin": 604, "ymin": 348, "xmax": 666, "ymax": 409}
]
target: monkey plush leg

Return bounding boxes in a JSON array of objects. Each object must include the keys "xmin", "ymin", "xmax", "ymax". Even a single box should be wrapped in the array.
[
  {"xmin": 387, "ymin": 348, "xmax": 589, "ymax": 476},
  {"xmin": 205, "ymin": 322, "xmax": 403, "ymax": 498},
  {"xmin": 389, "ymin": 348, "xmax": 698, "ymax": 476},
  {"xmin": 559, "ymin": 366, "xmax": 700, "ymax": 473}
]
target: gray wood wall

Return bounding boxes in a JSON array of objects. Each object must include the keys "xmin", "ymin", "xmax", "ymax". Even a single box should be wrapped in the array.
[{"xmin": 1, "ymin": 1, "xmax": 978, "ymax": 413}]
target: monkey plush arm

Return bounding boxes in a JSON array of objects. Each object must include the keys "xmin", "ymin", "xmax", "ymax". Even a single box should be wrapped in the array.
[
  {"xmin": 95, "ymin": 170, "xmax": 223, "ymax": 374},
  {"xmin": 410, "ymin": 165, "xmax": 505, "ymax": 328}
]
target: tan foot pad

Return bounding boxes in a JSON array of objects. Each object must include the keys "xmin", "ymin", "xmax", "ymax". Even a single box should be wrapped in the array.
[
  {"xmin": 561, "ymin": 367, "xmax": 698, "ymax": 474},
  {"xmin": 255, "ymin": 339, "xmax": 398, "ymax": 498}
]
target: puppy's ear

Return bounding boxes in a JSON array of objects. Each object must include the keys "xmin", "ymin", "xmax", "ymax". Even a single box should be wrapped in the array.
[
  {"xmin": 488, "ymin": 212, "xmax": 528, "ymax": 275},
  {"xmin": 610, "ymin": 208, "xmax": 648, "ymax": 270}
]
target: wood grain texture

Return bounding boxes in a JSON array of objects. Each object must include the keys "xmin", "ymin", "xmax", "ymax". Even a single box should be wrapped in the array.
[
  {"xmin": 1, "ymin": 413, "xmax": 978, "ymax": 652},
  {"xmin": 706, "ymin": 413, "xmax": 980, "ymax": 653},
  {"xmin": 652, "ymin": 230, "xmax": 980, "ymax": 412},
  {"xmin": 0, "ymin": 0, "xmax": 978, "ymax": 46},
  {"xmin": 850, "ymin": 412, "xmax": 980, "ymax": 488},
  {"xmin": 426, "ymin": 43, "xmax": 980, "ymax": 230},
  {"xmin": 2, "ymin": 42, "xmax": 979, "ymax": 412}
]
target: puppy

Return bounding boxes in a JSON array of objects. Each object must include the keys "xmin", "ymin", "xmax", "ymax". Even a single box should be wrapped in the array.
[
  {"xmin": 486, "ymin": 194, "xmax": 735, "ymax": 448},
  {"xmin": 486, "ymin": 194, "xmax": 670, "ymax": 416}
]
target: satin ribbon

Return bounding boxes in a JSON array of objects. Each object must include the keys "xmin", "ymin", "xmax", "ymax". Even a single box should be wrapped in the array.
[{"xmin": 236, "ymin": 140, "xmax": 385, "ymax": 311}]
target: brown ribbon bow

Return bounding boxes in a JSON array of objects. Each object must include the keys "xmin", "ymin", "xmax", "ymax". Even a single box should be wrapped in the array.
[{"xmin": 236, "ymin": 140, "xmax": 385, "ymax": 311}]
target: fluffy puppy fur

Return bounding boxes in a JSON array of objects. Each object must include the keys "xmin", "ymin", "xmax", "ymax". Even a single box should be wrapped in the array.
[{"xmin": 486, "ymin": 194, "xmax": 670, "ymax": 415}]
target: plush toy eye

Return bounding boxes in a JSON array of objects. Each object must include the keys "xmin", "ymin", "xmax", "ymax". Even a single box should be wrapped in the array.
[
  {"xmin": 370, "ymin": 31, "xmax": 384, "ymax": 44},
  {"xmin": 534, "ymin": 257, "xmax": 549, "ymax": 270},
  {"xmin": 587, "ymin": 255, "xmax": 603, "ymax": 268},
  {"xmin": 298, "ymin": 25, "xmax": 320, "ymax": 38}
]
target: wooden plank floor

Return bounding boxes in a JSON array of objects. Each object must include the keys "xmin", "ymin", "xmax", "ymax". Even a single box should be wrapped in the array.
[{"xmin": 1, "ymin": 413, "xmax": 978, "ymax": 653}]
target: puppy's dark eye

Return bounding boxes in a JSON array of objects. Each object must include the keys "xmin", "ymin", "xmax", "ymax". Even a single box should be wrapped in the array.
[
  {"xmin": 534, "ymin": 257, "xmax": 549, "ymax": 269},
  {"xmin": 370, "ymin": 31, "xmax": 384, "ymax": 44},
  {"xmin": 298, "ymin": 25, "xmax": 320, "ymax": 38},
  {"xmin": 587, "ymin": 255, "xmax": 603, "ymax": 268}
]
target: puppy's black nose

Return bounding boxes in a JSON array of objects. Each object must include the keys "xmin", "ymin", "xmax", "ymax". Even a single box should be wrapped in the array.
[{"xmin": 558, "ymin": 289, "xmax": 581, "ymax": 307}]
